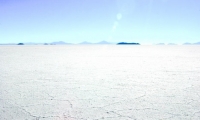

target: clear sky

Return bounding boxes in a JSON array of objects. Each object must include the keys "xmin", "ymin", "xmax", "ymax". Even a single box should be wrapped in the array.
[{"xmin": 0, "ymin": 0, "xmax": 200, "ymax": 44}]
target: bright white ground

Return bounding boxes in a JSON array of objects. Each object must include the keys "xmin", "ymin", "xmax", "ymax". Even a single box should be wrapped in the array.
[{"xmin": 0, "ymin": 45, "xmax": 200, "ymax": 120}]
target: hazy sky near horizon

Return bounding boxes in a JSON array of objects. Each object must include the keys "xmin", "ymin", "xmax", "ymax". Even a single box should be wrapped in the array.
[{"xmin": 0, "ymin": 0, "xmax": 200, "ymax": 44}]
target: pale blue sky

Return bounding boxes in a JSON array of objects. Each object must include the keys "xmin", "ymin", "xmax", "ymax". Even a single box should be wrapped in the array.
[{"xmin": 0, "ymin": 0, "xmax": 200, "ymax": 44}]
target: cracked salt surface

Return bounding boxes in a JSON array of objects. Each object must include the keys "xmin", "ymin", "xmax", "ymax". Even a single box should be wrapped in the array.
[{"xmin": 0, "ymin": 45, "xmax": 200, "ymax": 120}]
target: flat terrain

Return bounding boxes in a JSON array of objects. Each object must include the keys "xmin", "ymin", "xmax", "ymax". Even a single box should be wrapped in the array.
[{"xmin": 0, "ymin": 45, "xmax": 200, "ymax": 120}]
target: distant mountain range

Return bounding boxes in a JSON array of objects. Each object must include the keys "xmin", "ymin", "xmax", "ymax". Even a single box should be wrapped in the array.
[
  {"xmin": 50, "ymin": 41, "xmax": 72, "ymax": 45},
  {"xmin": 156, "ymin": 43, "xmax": 165, "ymax": 45},
  {"xmin": 0, "ymin": 41, "xmax": 113, "ymax": 45},
  {"xmin": 1, "ymin": 41, "xmax": 200, "ymax": 45},
  {"xmin": 193, "ymin": 42, "xmax": 200, "ymax": 45},
  {"xmin": 79, "ymin": 41, "xmax": 112, "ymax": 45},
  {"xmin": 19, "ymin": 41, "xmax": 113, "ymax": 45},
  {"xmin": 154, "ymin": 42, "xmax": 200, "ymax": 45},
  {"xmin": 183, "ymin": 42, "xmax": 192, "ymax": 45},
  {"xmin": 168, "ymin": 43, "xmax": 177, "ymax": 45},
  {"xmin": 95, "ymin": 41, "xmax": 112, "ymax": 44},
  {"xmin": 79, "ymin": 41, "xmax": 92, "ymax": 44}
]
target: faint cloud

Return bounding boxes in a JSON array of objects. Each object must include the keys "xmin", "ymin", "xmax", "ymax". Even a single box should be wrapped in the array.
[
  {"xmin": 116, "ymin": 0, "xmax": 136, "ymax": 15},
  {"xmin": 113, "ymin": 13, "xmax": 121, "ymax": 31},
  {"xmin": 112, "ymin": 21, "xmax": 119, "ymax": 31},
  {"xmin": 117, "ymin": 13, "xmax": 122, "ymax": 20},
  {"xmin": 113, "ymin": 26, "xmax": 117, "ymax": 30},
  {"xmin": 114, "ymin": 21, "xmax": 119, "ymax": 26}
]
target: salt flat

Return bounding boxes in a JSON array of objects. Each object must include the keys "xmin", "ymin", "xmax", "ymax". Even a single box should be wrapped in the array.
[{"xmin": 0, "ymin": 45, "xmax": 200, "ymax": 120}]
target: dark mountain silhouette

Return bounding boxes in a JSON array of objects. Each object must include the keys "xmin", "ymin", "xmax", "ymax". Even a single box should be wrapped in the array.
[
  {"xmin": 17, "ymin": 43, "xmax": 24, "ymax": 45},
  {"xmin": 117, "ymin": 42, "xmax": 140, "ymax": 45}
]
